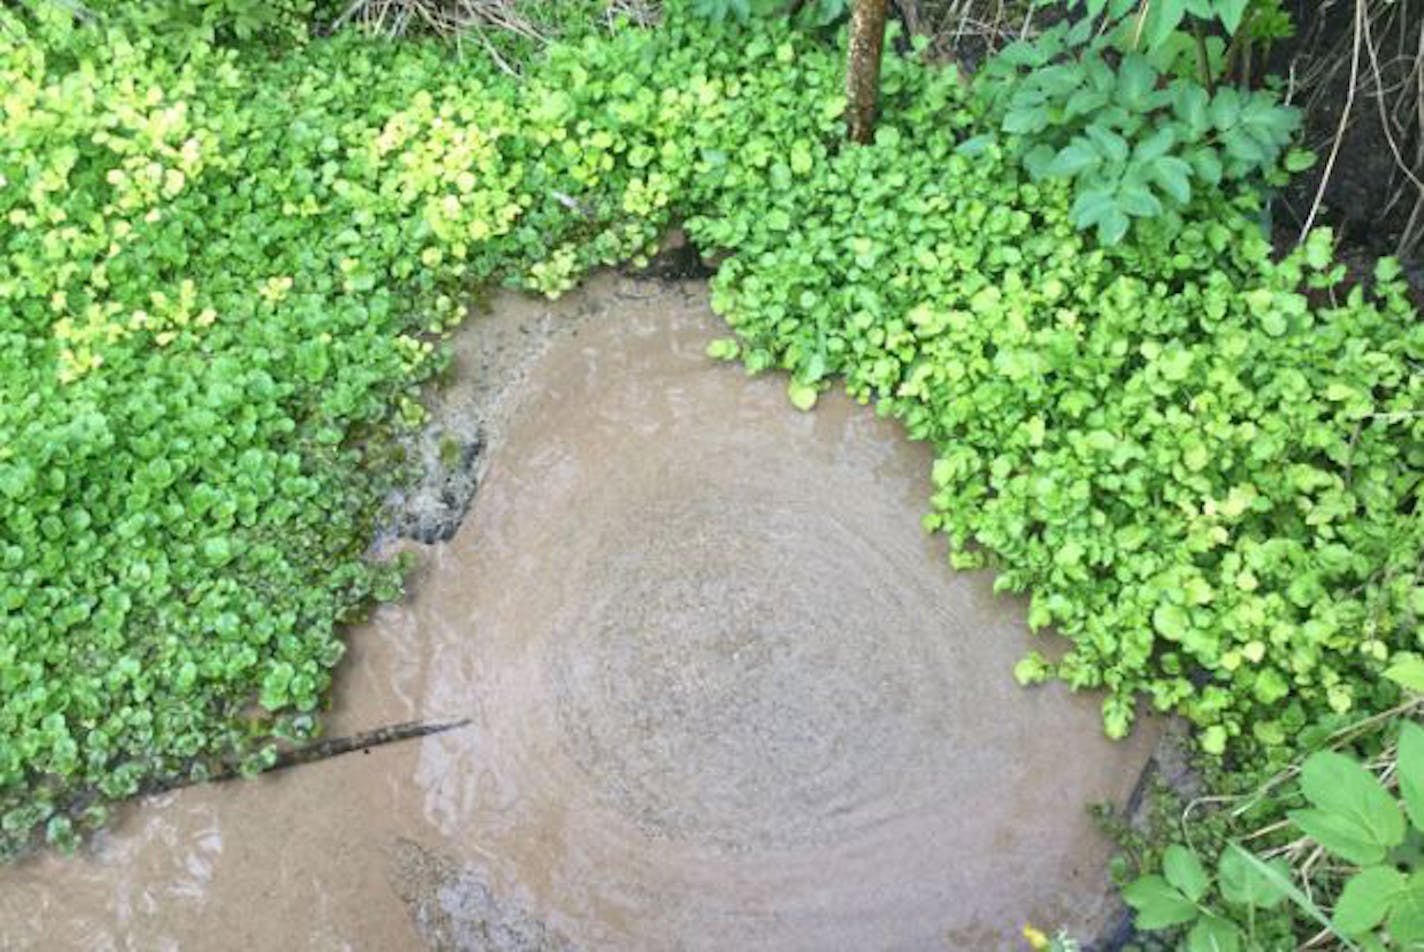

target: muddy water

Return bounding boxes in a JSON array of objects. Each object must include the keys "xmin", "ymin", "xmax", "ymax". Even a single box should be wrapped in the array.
[{"xmin": 0, "ymin": 276, "xmax": 1157, "ymax": 951}]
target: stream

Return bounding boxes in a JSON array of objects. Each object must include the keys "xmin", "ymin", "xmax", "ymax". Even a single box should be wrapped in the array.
[{"xmin": 0, "ymin": 276, "xmax": 1157, "ymax": 951}]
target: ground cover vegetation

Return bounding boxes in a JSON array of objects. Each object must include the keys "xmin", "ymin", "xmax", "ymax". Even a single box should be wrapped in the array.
[
  {"xmin": 1, "ymin": 0, "xmax": 1420, "ymax": 943},
  {"xmin": 1115, "ymin": 669, "xmax": 1424, "ymax": 950}
]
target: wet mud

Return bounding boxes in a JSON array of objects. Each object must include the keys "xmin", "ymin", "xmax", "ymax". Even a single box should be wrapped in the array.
[{"xmin": 0, "ymin": 275, "xmax": 1158, "ymax": 951}]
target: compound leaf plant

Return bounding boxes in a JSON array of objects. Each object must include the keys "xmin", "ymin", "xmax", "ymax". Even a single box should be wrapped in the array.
[
  {"xmin": 1127, "ymin": 718, "xmax": 1424, "ymax": 950},
  {"xmin": 973, "ymin": 0, "xmax": 1307, "ymax": 244}
]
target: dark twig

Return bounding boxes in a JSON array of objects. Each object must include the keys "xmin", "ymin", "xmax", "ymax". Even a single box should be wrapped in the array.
[{"xmin": 142, "ymin": 718, "xmax": 472, "ymax": 796}]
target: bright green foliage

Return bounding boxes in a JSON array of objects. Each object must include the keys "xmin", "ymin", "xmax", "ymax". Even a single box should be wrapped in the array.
[
  {"xmin": 1126, "ymin": 846, "xmax": 1209, "ymax": 928},
  {"xmin": 1131, "ymin": 722, "xmax": 1424, "ymax": 948},
  {"xmin": 978, "ymin": 3, "xmax": 1304, "ymax": 244},
  {"xmin": 18, "ymin": 0, "xmax": 333, "ymax": 45},
  {"xmin": 1, "ymin": 23, "xmax": 466, "ymax": 854},
  {"xmin": 1122, "ymin": 842, "xmax": 1286, "ymax": 949},
  {"xmin": 2, "ymin": 0, "xmax": 1420, "ymax": 865},
  {"xmin": 0, "ymin": 4, "xmax": 853, "ymax": 858},
  {"xmin": 692, "ymin": 89, "xmax": 1422, "ymax": 748},
  {"xmin": 679, "ymin": 0, "xmax": 847, "ymax": 27}
]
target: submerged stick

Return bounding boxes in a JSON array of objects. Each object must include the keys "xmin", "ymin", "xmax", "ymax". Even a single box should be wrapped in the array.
[
  {"xmin": 268, "ymin": 718, "xmax": 472, "ymax": 772},
  {"xmin": 4, "ymin": 720, "xmax": 473, "ymax": 862},
  {"xmin": 143, "ymin": 718, "xmax": 472, "ymax": 797}
]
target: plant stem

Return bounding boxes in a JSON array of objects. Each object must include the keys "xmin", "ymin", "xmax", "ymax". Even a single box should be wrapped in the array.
[
  {"xmin": 1191, "ymin": 19, "xmax": 1215, "ymax": 92},
  {"xmin": 846, "ymin": 0, "xmax": 889, "ymax": 143},
  {"xmin": 1131, "ymin": 0, "xmax": 1149, "ymax": 50}
]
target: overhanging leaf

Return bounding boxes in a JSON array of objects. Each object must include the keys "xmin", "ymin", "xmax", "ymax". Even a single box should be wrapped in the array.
[
  {"xmin": 1143, "ymin": 0, "xmax": 1188, "ymax": 50},
  {"xmin": 1385, "ymin": 657, "xmax": 1424, "ymax": 694},
  {"xmin": 1215, "ymin": 0, "xmax": 1249, "ymax": 34}
]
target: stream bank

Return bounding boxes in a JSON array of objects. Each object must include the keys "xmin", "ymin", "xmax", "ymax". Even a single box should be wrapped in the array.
[{"xmin": 0, "ymin": 276, "xmax": 1158, "ymax": 951}]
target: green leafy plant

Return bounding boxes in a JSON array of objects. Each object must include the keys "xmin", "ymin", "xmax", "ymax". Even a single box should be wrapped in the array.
[
  {"xmin": 1123, "ymin": 842, "xmax": 1289, "ymax": 950},
  {"xmin": 2, "ymin": 0, "xmax": 1419, "ymax": 902},
  {"xmin": 971, "ymin": 0, "xmax": 1307, "ymax": 243},
  {"xmin": 1126, "ymin": 719, "xmax": 1424, "ymax": 949},
  {"xmin": 0, "ymin": 0, "xmax": 854, "ymax": 859},
  {"xmin": 1284, "ymin": 723, "xmax": 1424, "ymax": 946},
  {"xmin": 680, "ymin": 0, "xmax": 847, "ymax": 27},
  {"xmin": 1101, "ymin": 0, "xmax": 1296, "ymax": 86},
  {"xmin": 1098, "ymin": 0, "xmax": 1264, "ymax": 60},
  {"xmin": 693, "ymin": 93, "xmax": 1422, "ymax": 752},
  {"xmin": 21, "ymin": 0, "xmax": 331, "ymax": 44}
]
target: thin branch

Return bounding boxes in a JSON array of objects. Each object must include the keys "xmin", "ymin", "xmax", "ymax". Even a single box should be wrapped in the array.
[
  {"xmin": 1297, "ymin": 0, "xmax": 1365, "ymax": 244},
  {"xmin": 1361, "ymin": 0, "xmax": 1424, "ymax": 194},
  {"xmin": 141, "ymin": 717, "xmax": 471, "ymax": 797}
]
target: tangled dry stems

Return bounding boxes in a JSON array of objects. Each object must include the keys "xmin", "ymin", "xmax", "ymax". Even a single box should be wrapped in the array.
[
  {"xmin": 328, "ymin": 0, "xmax": 657, "ymax": 73},
  {"xmin": 1288, "ymin": 0, "xmax": 1424, "ymax": 259},
  {"xmin": 1179, "ymin": 698, "xmax": 1423, "ymax": 951}
]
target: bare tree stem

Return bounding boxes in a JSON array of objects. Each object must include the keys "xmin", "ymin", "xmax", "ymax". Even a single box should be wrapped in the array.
[{"xmin": 846, "ymin": 0, "xmax": 889, "ymax": 144}]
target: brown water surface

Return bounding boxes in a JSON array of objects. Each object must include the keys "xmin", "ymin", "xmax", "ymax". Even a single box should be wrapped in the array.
[{"xmin": 0, "ymin": 277, "xmax": 1157, "ymax": 951}]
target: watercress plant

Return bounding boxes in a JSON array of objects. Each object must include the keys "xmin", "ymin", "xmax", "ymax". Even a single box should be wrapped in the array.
[{"xmin": 2, "ymin": 1, "xmax": 1418, "ymax": 872}]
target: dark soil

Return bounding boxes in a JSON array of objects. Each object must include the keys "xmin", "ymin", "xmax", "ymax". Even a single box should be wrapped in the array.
[{"xmin": 1266, "ymin": 1, "xmax": 1424, "ymax": 276}]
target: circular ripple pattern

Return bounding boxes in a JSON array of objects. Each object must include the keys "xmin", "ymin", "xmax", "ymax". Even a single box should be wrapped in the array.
[
  {"xmin": 548, "ymin": 487, "xmax": 938, "ymax": 852},
  {"xmin": 405, "ymin": 287, "xmax": 1159, "ymax": 951},
  {"xmin": 0, "ymin": 280, "xmax": 1158, "ymax": 952}
]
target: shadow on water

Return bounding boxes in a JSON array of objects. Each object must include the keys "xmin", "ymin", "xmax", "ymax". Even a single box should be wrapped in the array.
[{"xmin": 0, "ymin": 275, "xmax": 1159, "ymax": 951}]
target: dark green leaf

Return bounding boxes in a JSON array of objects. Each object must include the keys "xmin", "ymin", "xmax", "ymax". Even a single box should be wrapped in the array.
[
  {"xmin": 1084, "ymin": 124, "xmax": 1131, "ymax": 164},
  {"xmin": 1047, "ymin": 140, "xmax": 1103, "ymax": 177},
  {"xmin": 1210, "ymin": 87, "xmax": 1242, "ymax": 128},
  {"xmin": 1189, "ymin": 147, "xmax": 1224, "ymax": 184},
  {"xmin": 1153, "ymin": 156, "xmax": 1193, "ymax": 204},
  {"xmin": 1174, "ymin": 82, "xmax": 1210, "ymax": 135},
  {"xmin": 1118, "ymin": 182, "xmax": 1164, "ymax": 218},
  {"xmin": 1117, "ymin": 54, "xmax": 1159, "ymax": 108},
  {"xmin": 1143, "ymin": 0, "xmax": 1188, "ymax": 49},
  {"xmin": 1097, "ymin": 207, "xmax": 1131, "ymax": 244},
  {"xmin": 1216, "ymin": 0, "xmax": 1249, "ymax": 34}
]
